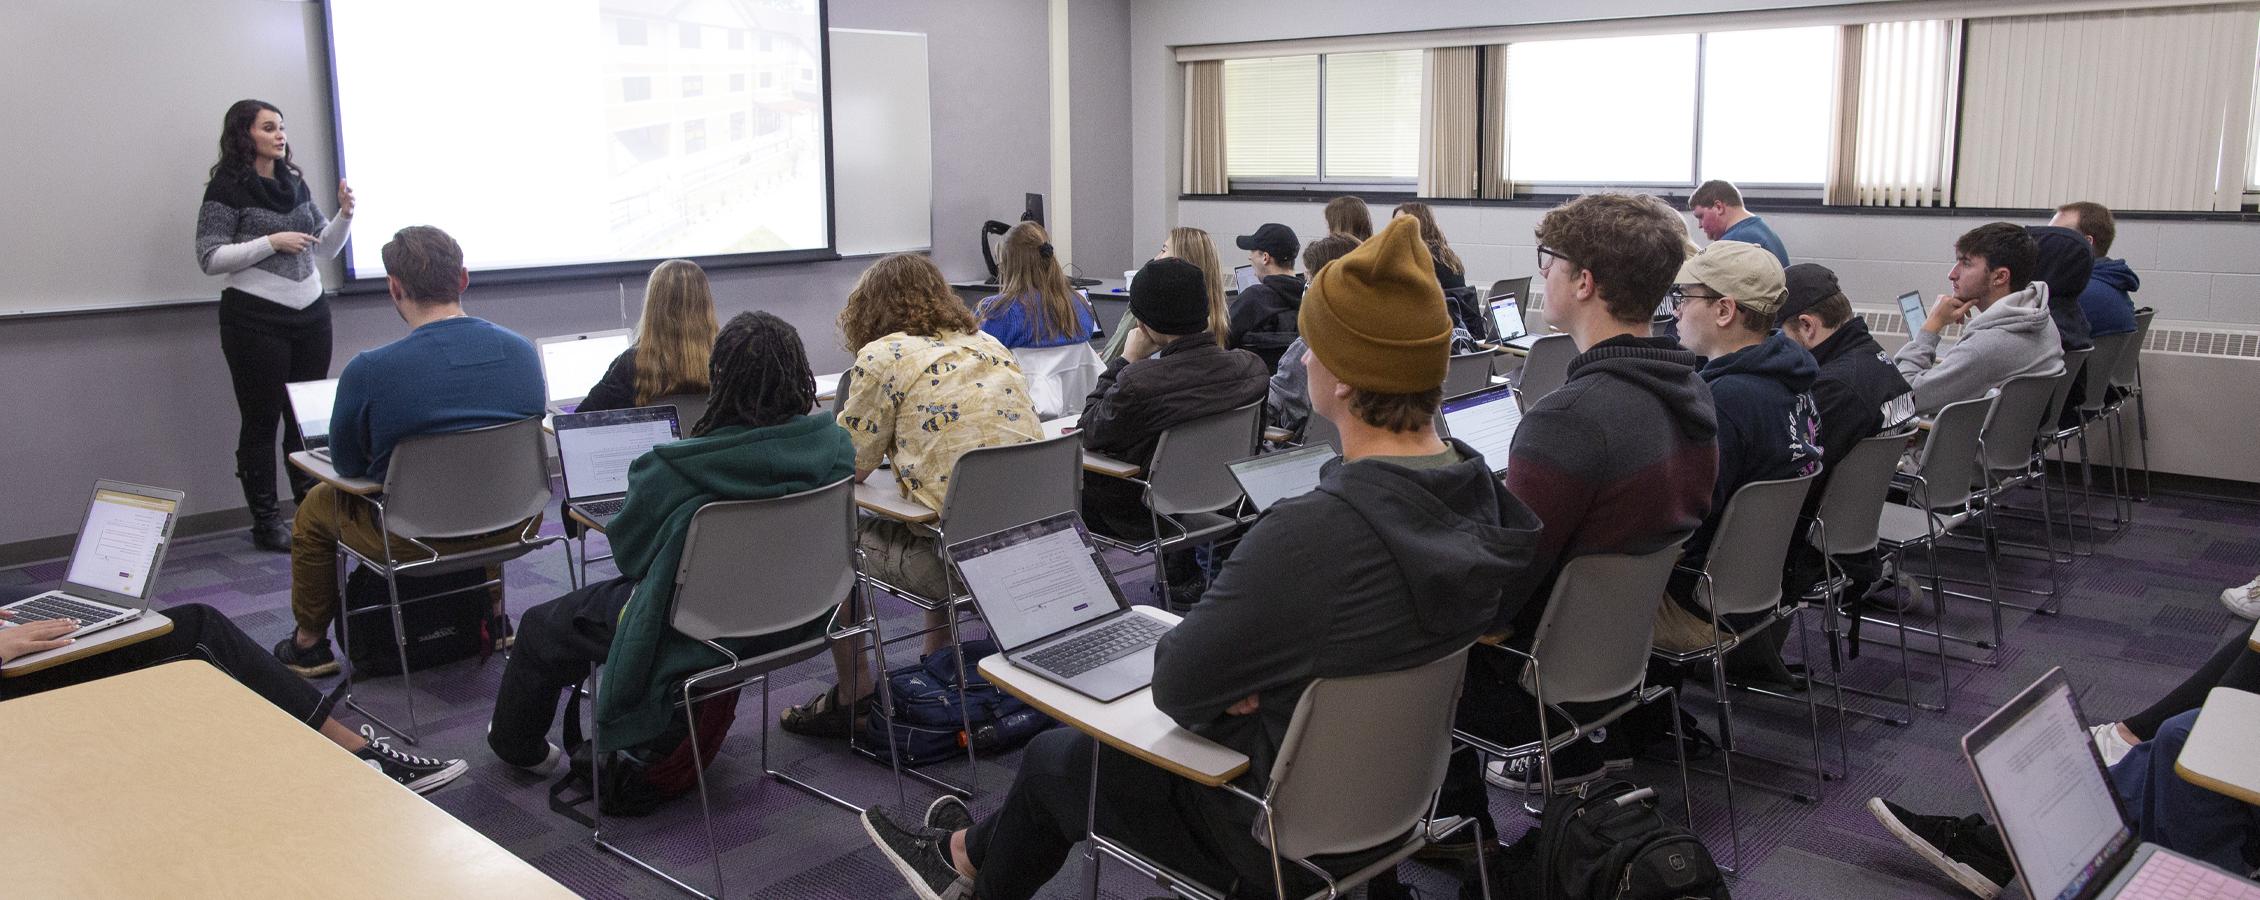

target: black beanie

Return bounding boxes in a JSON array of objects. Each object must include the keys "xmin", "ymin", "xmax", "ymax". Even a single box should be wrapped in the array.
[
  {"xmin": 2025, "ymin": 225, "xmax": 2094, "ymax": 306},
  {"xmin": 1130, "ymin": 257, "xmax": 1212, "ymax": 335}
]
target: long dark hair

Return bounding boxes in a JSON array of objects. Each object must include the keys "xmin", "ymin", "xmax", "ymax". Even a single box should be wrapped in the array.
[
  {"xmin": 695, "ymin": 311, "xmax": 816, "ymax": 436},
  {"xmin": 209, "ymin": 99, "xmax": 300, "ymax": 183}
]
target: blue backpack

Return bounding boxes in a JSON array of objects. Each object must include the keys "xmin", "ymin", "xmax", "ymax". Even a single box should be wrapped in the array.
[{"xmin": 864, "ymin": 639, "xmax": 1056, "ymax": 766}]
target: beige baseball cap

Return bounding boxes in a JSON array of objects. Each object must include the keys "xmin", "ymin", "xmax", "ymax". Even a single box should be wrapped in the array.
[{"xmin": 1676, "ymin": 240, "xmax": 1787, "ymax": 318}]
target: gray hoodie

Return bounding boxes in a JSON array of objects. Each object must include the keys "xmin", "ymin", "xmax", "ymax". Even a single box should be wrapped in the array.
[{"xmin": 1893, "ymin": 282, "xmax": 2065, "ymax": 417}]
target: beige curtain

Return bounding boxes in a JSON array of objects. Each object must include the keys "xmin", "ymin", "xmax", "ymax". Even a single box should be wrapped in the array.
[
  {"xmin": 1182, "ymin": 60, "xmax": 1228, "ymax": 194},
  {"xmin": 1825, "ymin": 19, "xmax": 1961, "ymax": 207},
  {"xmin": 1478, "ymin": 45, "xmax": 1511, "ymax": 199},
  {"xmin": 1823, "ymin": 25, "xmax": 1863, "ymax": 205},
  {"xmin": 1418, "ymin": 47, "xmax": 1480, "ymax": 198},
  {"xmin": 1957, "ymin": 5, "xmax": 2260, "ymax": 211}
]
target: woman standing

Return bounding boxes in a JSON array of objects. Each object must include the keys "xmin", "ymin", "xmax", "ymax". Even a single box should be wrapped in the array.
[
  {"xmin": 195, "ymin": 99, "xmax": 353, "ymax": 552},
  {"xmin": 577, "ymin": 259, "xmax": 719, "ymax": 413}
]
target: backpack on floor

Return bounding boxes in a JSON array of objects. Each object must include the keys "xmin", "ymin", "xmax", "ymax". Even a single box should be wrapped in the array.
[
  {"xmin": 863, "ymin": 639, "xmax": 1056, "ymax": 767},
  {"xmin": 334, "ymin": 564, "xmax": 492, "ymax": 676},
  {"xmin": 549, "ymin": 684, "xmax": 740, "ymax": 820},
  {"xmin": 1518, "ymin": 780, "xmax": 1730, "ymax": 900}
]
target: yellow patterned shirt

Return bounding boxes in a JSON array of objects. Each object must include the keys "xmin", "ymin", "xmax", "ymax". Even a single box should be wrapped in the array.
[{"xmin": 836, "ymin": 330, "xmax": 1042, "ymax": 510}]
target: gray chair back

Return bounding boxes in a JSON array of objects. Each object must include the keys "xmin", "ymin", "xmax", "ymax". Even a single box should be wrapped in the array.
[
  {"xmin": 670, "ymin": 478, "xmax": 856, "ymax": 642},
  {"xmin": 1444, "ymin": 350, "xmax": 1496, "ymax": 399},
  {"xmin": 381, "ymin": 417, "xmax": 553, "ymax": 539},
  {"xmin": 937, "ymin": 433, "xmax": 1084, "ymax": 546},
  {"xmin": 1698, "ymin": 472, "xmax": 1821, "ymax": 617},
  {"xmin": 1977, "ymin": 372, "xmax": 2059, "ymax": 473},
  {"xmin": 1522, "ymin": 544, "xmax": 1686, "ymax": 703},
  {"xmin": 2109, "ymin": 308, "xmax": 2154, "ymax": 391},
  {"xmin": 1299, "ymin": 409, "xmax": 1341, "ymax": 452},
  {"xmin": 656, "ymin": 393, "xmax": 711, "ymax": 429},
  {"xmin": 1515, "ymin": 334, "xmax": 1577, "ymax": 411},
  {"xmin": 1814, "ymin": 430, "xmax": 1916, "ymax": 557},
  {"xmin": 1910, "ymin": 394, "xmax": 1995, "ymax": 509},
  {"xmin": 1145, "ymin": 402, "xmax": 1261, "ymax": 516},
  {"xmin": 2042, "ymin": 348, "xmax": 2090, "ymax": 435},
  {"xmin": 1265, "ymin": 647, "xmax": 1470, "ymax": 860},
  {"xmin": 2079, "ymin": 332, "xmax": 2135, "ymax": 414},
  {"xmin": 1488, "ymin": 276, "xmax": 1533, "ymax": 307},
  {"xmin": 830, "ymin": 368, "xmax": 854, "ymax": 414}
]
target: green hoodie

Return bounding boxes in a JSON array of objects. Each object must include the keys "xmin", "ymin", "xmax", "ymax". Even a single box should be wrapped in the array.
[{"xmin": 594, "ymin": 413, "xmax": 855, "ymax": 751}]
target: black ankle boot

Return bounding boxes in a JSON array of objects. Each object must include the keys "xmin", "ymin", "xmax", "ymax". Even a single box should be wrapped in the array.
[{"xmin": 239, "ymin": 464, "xmax": 292, "ymax": 553}]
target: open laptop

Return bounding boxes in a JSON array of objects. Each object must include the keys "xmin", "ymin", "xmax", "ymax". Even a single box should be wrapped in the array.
[
  {"xmin": 1489, "ymin": 294, "xmax": 1526, "ymax": 343},
  {"xmin": 948, "ymin": 512, "xmax": 1172, "ymax": 702},
  {"xmin": 1233, "ymin": 265, "xmax": 1258, "ymax": 294},
  {"xmin": 1898, "ymin": 291, "xmax": 1929, "ymax": 335},
  {"xmin": 1961, "ymin": 668, "xmax": 2260, "ymax": 900},
  {"xmin": 537, "ymin": 329, "xmax": 633, "ymax": 414},
  {"xmin": 1229, "ymin": 444, "xmax": 1336, "ymax": 512},
  {"xmin": 554, "ymin": 405, "xmax": 680, "ymax": 528},
  {"xmin": 1441, "ymin": 383, "xmax": 1523, "ymax": 476},
  {"xmin": 0, "ymin": 481, "xmax": 183, "ymax": 640},
  {"xmin": 286, "ymin": 377, "xmax": 341, "ymax": 462}
]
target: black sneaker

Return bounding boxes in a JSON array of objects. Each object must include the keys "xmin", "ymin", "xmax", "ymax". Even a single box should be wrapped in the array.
[
  {"xmin": 271, "ymin": 635, "xmax": 340, "ymax": 677},
  {"xmin": 863, "ymin": 807, "xmax": 971, "ymax": 900},
  {"xmin": 924, "ymin": 794, "xmax": 975, "ymax": 834},
  {"xmin": 1867, "ymin": 798, "xmax": 2012, "ymax": 898},
  {"xmin": 355, "ymin": 725, "xmax": 468, "ymax": 795}
]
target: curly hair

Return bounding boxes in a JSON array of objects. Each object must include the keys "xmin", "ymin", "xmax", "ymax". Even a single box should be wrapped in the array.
[
  {"xmin": 697, "ymin": 311, "xmax": 815, "ymax": 436},
  {"xmin": 1535, "ymin": 193, "xmax": 1688, "ymax": 325},
  {"xmin": 838, "ymin": 253, "xmax": 978, "ymax": 350},
  {"xmin": 209, "ymin": 99, "xmax": 300, "ymax": 183}
]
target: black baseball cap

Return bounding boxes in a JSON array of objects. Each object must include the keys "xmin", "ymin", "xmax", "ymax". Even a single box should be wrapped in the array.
[
  {"xmin": 1776, "ymin": 263, "xmax": 1843, "ymax": 325},
  {"xmin": 1235, "ymin": 223, "xmax": 1301, "ymax": 266}
]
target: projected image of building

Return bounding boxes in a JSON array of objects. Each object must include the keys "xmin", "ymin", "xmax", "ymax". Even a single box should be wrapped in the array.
[{"xmin": 601, "ymin": 0, "xmax": 823, "ymax": 256}]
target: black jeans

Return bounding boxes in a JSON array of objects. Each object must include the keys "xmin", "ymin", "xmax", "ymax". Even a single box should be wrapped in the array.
[
  {"xmin": 1437, "ymin": 644, "xmax": 1613, "ymax": 841},
  {"xmin": 488, "ymin": 577, "xmax": 637, "ymax": 767},
  {"xmin": 219, "ymin": 289, "xmax": 332, "ymax": 505},
  {"xmin": 2, "ymin": 602, "xmax": 324, "ymax": 724},
  {"xmin": 2122, "ymin": 634, "xmax": 2260, "ymax": 740}
]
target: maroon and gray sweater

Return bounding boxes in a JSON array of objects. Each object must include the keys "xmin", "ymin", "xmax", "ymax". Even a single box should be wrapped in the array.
[{"xmin": 1496, "ymin": 334, "xmax": 1720, "ymax": 637}]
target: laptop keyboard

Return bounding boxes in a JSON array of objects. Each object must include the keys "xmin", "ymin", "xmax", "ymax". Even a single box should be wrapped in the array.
[
  {"xmin": 2119, "ymin": 852, "xmax": 2260, "ymax": 899},
  {"xmin": 577, "ymin": 497, "xmax": 627, "ymax": 519},
  {"xmin": 3, "ymin": 594, "xmax": 124, "ymax": 625},
  {"xmin": 1024, "ymin": 615, "xmax": 1169, "ymax": 679}
]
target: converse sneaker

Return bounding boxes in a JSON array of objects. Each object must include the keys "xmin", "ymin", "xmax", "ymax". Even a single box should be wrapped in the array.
[
  {"xmin": 2090, "ymin": 722, "xmax": 2136, "ymax": 767},
  {"xmin": 1484, "ymin": 754, "xmax": 1603, "ymax": 794},
  {"xmin": 355, "ymin": 725, "xmax": 468, "ymax": 794},
  {"xmin": 1867, "ymin": 798, "xmax": 2012, "ymax": 898},
  {"xmin": 863, "ymin": 807, "xmax": 972, "ymax": 900},
  {"xmin": 2221, "ymin": 575, "xmax": 2260, "ymax": 621},
  {"xmin": 271, "ymin": 635, "xmax": 340, "ymax": 678},
  {"xmin": 924, "ymin": 794, "xmax": 975, "ymax": 834}
]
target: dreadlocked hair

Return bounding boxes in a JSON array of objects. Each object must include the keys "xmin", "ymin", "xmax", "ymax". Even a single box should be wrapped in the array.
[{"xmin": 694, "ymin": 311, "xmax": 816, "ymax": 436}]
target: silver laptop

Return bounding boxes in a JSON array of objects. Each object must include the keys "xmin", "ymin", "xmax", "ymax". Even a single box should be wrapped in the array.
[
  {"xmin": 1489, "ymin": 294, "xmax": 1526, "ymax": 343},
  {"xmin": 286, "ymin": 377, "xmax": 340, "ymax": 462},
  {"xmin": 948, "ymin": 512, "xmax": 1172, "ymax": 702},
  {"xmin": 1229, "ymin": 444, "xmax": 1336, "ymax": 512},
  {"xmin": 1440, "ymin": 383, "xmax": 1523, "ymax": 476},
  {"xmin": 0, "ymin": 481, "xmax": 184, "ymax": 640},
  {"xmin": 554, "ymin": 405, "xmax": 680, "ymax": 529},
  {"xmin": 1964, "ymin": 668, "xmax": 2260, "ymax": 900},
  {"xmin": 537, "ymin": 329, "xmax": 633, "ymax": 414}
]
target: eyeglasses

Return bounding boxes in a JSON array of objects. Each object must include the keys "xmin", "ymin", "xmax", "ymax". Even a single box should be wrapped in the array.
[
  {"xmin": 1536, "ymin": 246, "xmax": 1579, "ymax": 275},
  {"xmin": 1667, "ymin": 286, "xmax": 1725, "ymax": 310}
]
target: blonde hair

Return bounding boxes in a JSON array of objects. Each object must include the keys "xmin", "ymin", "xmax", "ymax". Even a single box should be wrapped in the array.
[
  {"xmin": 1324, "ymin": 196, "xmax": 1373, "ymax": 241},
  {"xmin": 839, "ymin": 253, "xmax": 977, "ymax": 350},
  {"xmin": 1392, "ymin": 202, "xmax": 1465, "ymax": 275},
  {"xmin": 985, "ymin": 222, "xmax": 1085, "ymax": 343},
  {"xmin": 630, "ymin": 259, "xmax": 719, "ymax": 405},
  {"xmin": 1163, "ymin": 226, "xmax": 1229, "ymax": 346}
]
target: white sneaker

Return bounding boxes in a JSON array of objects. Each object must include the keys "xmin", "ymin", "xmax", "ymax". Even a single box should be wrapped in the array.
[
  {"xmin": 2090, "ymin": 722, "xmax": 2135, "ymax": 767},
  {"xmin": 2222, "ymin": 576, "xmax": 2260, "ymax": 621}
]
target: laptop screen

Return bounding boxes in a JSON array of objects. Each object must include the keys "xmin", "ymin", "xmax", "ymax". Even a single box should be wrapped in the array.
[
  {"xmin": 1230, "ymin": 445, "xmax": 1335, "ymax": 512},
  {"xmin": 1968, "ymin": 673, "xmax": 2133, "ymax": 900},
  {"xmin": 539, "ymin": 331, "xmax": 633, "ymax": 406},
  {"xmin": 286, "ymin": 378, "xmax": 340, "ymax": 444},
  {"xmin": 1441, "ymin": 384, "xmax": 1523, "ymax": 472},
  {"xmin": 1233, "ymin": 265, "xmax": 1258, "ymax": 293},
  {"xmin": 554, "ymin": 406, "xmax": 680, "ymax": 500},
  {"xmin": 64, "ymin": 486, "xmax": 177, "ymax": 601},
  {"xmin": 1489, "ymin": 296, "xmax": 1525, "ymax": 341},
  {"xmin": 951, "ymin": 514, "xmax": 1124, "ymax": 650},
  {"xmin": 1898, "ymin": 292, "xmax": 1929, "ymax": 336}
]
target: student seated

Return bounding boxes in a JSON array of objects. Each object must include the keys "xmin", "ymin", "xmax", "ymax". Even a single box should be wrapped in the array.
[
  {"xmin": 1688, "ymin": 179, "xmax": 1789, "ymax": 265},
  {"xmin": 1078, "ymin": 257, "xmax": 1267, "ymax": 608},
  {"xmin": 577, "ymin": 259, "xmax": 717, "ymax": 413},
  {"xmin": 2051, "ymin": 201, "xmax": 2139, "ymax": 339},
  {"xmin": 1104, "ymin": 227, "xmax": 1230, "ymax": 363},
  {"xmin": 488, "ymin": 312, "xmax": 850, "ymax": 772},
  {"xmin": 1652, "ymin": 241, "xmax": 1821, "ymax": 658},
  {"xmin": 1224, "ymin": 223, "xmax": 1305, "ymax": 372},
  {"xmin": 1324, "ymin": 194, "xmax": 1374, "ymax": 241},
  {"xmin": 782, "ymin": 254, "xmax": 1041, "ymax": 738},
  {"xmin": 271, "ymin": 226, "xmax": 545, "ymax": 678},
  {"xmin": 1392, "ymin": 201, "xmax": 1468, "ymax": 290},
  {"xmin": 976, "ymin": 222, "xmax": 1103, "ymax": 418},
  {"xmin": 1439, "ymin": 193, "xmax": 1716, "ymax": 812},
  {"xmin": 1265, "ymin": 233, "xmax": 1360, "ymax": 437},
  {"xmin": 862, "ymin": 215, "xmax": 1539, "ymax": 900},
  {"xmin": 1895, "ymin": 223, "xmax": 2064, "ymax": 417},
  {"xmin": 2026, "ymin": 224, "xmax": 2095, "ymax": 353},
  {"xmin": 2, "ymin": 597, "xmax": 465, "ymax": 793}
]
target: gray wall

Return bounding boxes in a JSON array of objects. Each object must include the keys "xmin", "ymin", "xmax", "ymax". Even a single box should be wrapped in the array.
[
  {"xmin": 1069, "ymin": 0, "xmax": 1136, "ymax": 280},
  {"xmin": 0, "ymin": 0, "xmax": 1071, "ymax": 549}
]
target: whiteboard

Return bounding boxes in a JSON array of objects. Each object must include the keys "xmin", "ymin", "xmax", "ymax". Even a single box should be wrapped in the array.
[{"xmin": 828, "ymin": 28, "xmax": 933, "ymax": 256}]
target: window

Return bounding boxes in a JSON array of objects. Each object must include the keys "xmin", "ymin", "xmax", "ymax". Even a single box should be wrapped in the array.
[
  {"xmin": 680, "ymin": 24, "xmax": 702, "ymax": 49},
  {"xmin": 685, "ymin": 119, "xmax": 707, "ymax": 153},
  {"xmin": 1507, "ymin": 35, "xmax": 1698, "ymax": 184},
  {"xmin": 1224, "ymin": 56, "xmax": 1318, "ymax": 179},
  {"xmin": 731, "ymin": 73, "xmax": 746, "ymax": 92},
  {"xmin": 616, "ymin": 18, "xmax": 647, "ymax": 46},
  {"xmin": 729, "ymin": 29, "xmax": 745, "ymax": 51},
  {"xmin": 1322, "ymin": 50, "xmax": 1422, "ymax": 180},
  {"xmin": 731, "ymin": 111, "xmax": 748, "ymax": 141},
  {"xmin": 681, "ymin": 75, "xmax": 703, "ymax": 97},
  {"xmin": 1223, "ymin": 53, "xmax": 1420, "ymax": 184},
  {"xmin": 1700, "ymin": 27, "xmax": 1836, "ymax": 184},
  {"xmin": 621, "ymin": 76, "xmax": 651, "ymax": 102}
]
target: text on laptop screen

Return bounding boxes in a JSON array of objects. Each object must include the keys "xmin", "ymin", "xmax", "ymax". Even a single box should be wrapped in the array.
[
  {"xmin": 954, "ymin": 521, "xmax": 1119, "ymax": 648},
  {"xmin": 286, "ymin": 379, "xmax": 340, "ymax": 442},
  {"xmin": 1974, "ymin": 682, "xmax": 2130, "ymax": 900},
  {"xmin": 557, "ymin": 408, "xmax": 679, "ymax": 499},
  {"xmin": 540, "ymin": 333, "xmax": 633, "ymax": 405},
  {"xmin": 1489, "ymin": 297, "xmax": 1525, "ymax": 340},
  {"xmin": 1232, "ymin": 445, "xmax": 1335, "ymax": 511},
  {"xmin": 1442, "ymin": 386, "xmax": 1524, "ymax": 467},
  {"xmin": 65, "ymin": 489, "xmax": 176, "ymax": 600}
]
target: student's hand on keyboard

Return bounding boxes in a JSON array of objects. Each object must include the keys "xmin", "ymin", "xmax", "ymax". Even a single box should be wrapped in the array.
[
  {"xmin": 1226, "ymin": 694, "xmax": 1261, "ymax": 716},
  {"xmin": 0, "ymin": 617, "xmax": 77, "ymax": 663}
]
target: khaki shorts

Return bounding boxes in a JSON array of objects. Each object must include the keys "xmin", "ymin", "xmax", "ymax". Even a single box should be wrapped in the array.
[{"xmin": 857, "ymin": 517, "xmax": 953, "ymax": 601}]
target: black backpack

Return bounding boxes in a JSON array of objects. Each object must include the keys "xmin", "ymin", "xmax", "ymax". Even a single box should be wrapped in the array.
[
  {"xmin": 334, "ymin": 564, "xmax": 495, "ymax": 676},
  {"xmin": 1521, "ymin": 780, "xmax": 1730, "ymax": 900}
]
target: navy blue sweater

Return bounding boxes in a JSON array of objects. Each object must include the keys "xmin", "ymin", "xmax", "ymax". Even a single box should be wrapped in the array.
[{"xmin": 330, "ymin": 317, "xmax": 545, "ymax": 479}]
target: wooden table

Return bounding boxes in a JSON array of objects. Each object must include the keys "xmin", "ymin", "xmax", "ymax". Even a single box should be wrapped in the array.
[
  {"xmin": 2176, "ymin": 686, "xmax": 2260, "ymax": 806},
  {"xmin": 0, "ymin": 662, "xmax": 575, "ymax": 898},
  {"xmin": 3, "ymin": 611, "xmax": 174, "ymax": 677},
  {"xmin": 1042, "ymin": 415, "xmax": 1141, "ymax": 479}
]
